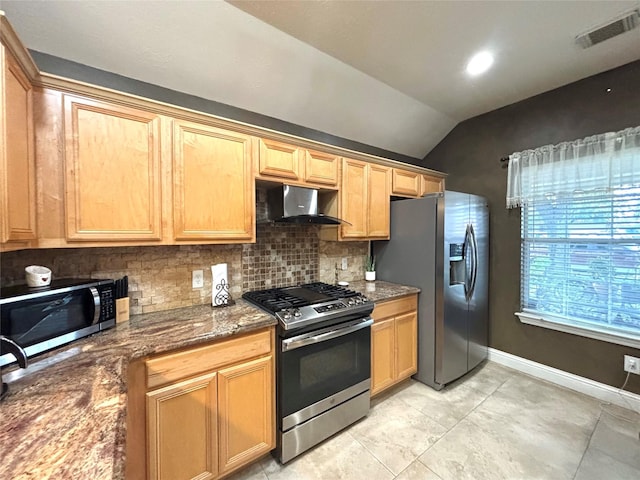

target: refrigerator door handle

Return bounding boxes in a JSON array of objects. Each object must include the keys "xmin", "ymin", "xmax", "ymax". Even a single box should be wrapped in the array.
[
  {"xmin": 468, "ymin": 223, "xmax": 479, "ymax": 300},
  {"xmin": 463, "ymin": 224, "xmax": 472, "ymax": 300}
]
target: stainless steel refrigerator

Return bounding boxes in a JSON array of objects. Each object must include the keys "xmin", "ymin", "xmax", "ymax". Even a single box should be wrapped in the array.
[{"xmin": 374, "ymin": 191, "xmax": 489, "ymax": 390}]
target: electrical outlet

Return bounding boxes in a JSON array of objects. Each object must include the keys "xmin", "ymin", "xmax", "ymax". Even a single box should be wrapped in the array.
[
  {"xmin": 624, "ymin": 355, "xmax": 640, "ymax": 375},
  {"xmin": 192, "ymin": 270, "xmax": 204, "ymax": 289},
  {"xmin": 341, "ymin": 257, "xmax": 348, "ymax": 270}
]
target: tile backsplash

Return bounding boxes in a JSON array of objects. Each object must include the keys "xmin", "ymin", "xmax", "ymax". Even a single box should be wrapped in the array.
[
  {"xmin": 0, "ymin": 190, "xmax": 369, "ymax": 314},
  {"xmin": 0, "ymin": 245, "xmax": 243, "ymax": 315},
  {"xmin": 242, "ymin": 223, "xmax": 320, "ymax": 291}
]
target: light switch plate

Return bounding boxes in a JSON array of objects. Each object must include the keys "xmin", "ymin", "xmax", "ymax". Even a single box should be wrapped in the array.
[
  {"xmin": 192, "ymin": 270, "xmax": 204, "ymax": 289},
  {"xmin": 341, "ymin": 257, "xmax": 348, "ymax": 270}
]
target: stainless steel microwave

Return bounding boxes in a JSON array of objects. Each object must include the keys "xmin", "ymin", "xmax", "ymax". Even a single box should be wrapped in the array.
[{"xmin": 0, "ymin": 278, "xmax": 116, "ymax": 367}]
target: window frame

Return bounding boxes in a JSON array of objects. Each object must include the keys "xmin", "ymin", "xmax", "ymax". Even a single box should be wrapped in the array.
[{"xmin": 517, "ymin": 188, "xmax": 640, "ymax": 349}]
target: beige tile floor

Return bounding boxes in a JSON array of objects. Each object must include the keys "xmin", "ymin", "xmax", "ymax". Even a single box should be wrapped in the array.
[{"xmin": 228, "ymin": 361, "xmax": 640, "ymax": 480}]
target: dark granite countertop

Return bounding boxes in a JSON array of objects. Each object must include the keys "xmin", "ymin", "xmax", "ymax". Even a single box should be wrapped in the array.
[
  {"xmin": 347, "ymin": 280, "xmax": 420, "ymax": 302},
  {"xmin": 0, "ymin": 301, "xmax": 275, "ymax": 480},
  {"xmin": 0, "ymin": 281, "xmax": 419, "ymax": 479}
]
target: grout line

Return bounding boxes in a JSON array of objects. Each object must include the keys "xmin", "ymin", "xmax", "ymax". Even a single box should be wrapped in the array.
[
  {"xmin": 572, "ymin": 407, "xmax": 604, "ymax": 480},
  {"xmin": 344, "ymin": 430, "xmax": 397, "ymax": 479}
]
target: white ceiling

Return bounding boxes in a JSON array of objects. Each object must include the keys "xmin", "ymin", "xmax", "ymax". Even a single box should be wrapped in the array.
[{"xmin": 1, "ymin": 0, "xmax": 639, "ymax": 159}]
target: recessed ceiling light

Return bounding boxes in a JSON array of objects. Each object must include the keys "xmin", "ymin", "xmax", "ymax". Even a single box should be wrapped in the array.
[{"xmin": 466, "ymin": 51, "xmax": 494, "ymax": 76}]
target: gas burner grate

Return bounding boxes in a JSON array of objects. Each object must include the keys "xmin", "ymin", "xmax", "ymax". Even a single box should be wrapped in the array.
[{"xmin": 242, "ymin": 288, "xmax": 310, "ymax": 314}]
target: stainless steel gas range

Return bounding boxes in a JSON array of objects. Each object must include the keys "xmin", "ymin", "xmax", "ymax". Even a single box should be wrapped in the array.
[{"xmin": 243, "ymin": 282, "xmax": 374, "ymax": 463}]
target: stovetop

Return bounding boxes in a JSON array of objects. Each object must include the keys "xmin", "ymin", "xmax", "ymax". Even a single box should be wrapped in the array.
[{"xmin": 242, "ymin": 282, "xmax": 373, "ymax": 331}]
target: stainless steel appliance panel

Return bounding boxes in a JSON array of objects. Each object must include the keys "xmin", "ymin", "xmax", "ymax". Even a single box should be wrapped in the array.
[
  {"xmin": 374, "ymin": 190, "xmax": 489, "ymax": 390},
  {"xmin": 467, "ymin": 194, "xmax": 490, "ymax": 370},
  {"xmin": 438, "ymin": 191, "xmax": 471, "ymax": 385},
  {"xmin": 278, "ymin": 390, "xmax": 370, "ymax": 464},
  {"xmin": 374, "ymin": 194, "xmax": 440, "ymax": 388},
  {"xmin": 0, "ymin": 279, "xmax": 116, "ymax": 367}
]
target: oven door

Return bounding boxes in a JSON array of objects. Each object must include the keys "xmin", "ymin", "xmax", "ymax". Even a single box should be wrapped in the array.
[{"xmin": 278, "ymin": 317, "xmax": 372, "ymax": 429}]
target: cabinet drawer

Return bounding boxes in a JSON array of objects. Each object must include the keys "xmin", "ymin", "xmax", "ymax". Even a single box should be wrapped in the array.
[
  {"xmin": 372, "ymin": 294, "xmax": 418, "ymax": 320},
  {"xmin": 146, "ymin": 328, "xmax": 272, "ymax": 389}
]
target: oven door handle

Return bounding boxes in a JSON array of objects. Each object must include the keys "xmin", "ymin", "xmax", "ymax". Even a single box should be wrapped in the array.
[{"xmin": 282, "ymin": 317, "xmax": 373, "ymax": 352}]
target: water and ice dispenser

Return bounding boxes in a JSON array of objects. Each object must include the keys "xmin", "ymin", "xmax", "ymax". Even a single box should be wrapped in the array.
[{"xmin": 449, "ymin": 242, "xmax": 465, "ymax": 285}]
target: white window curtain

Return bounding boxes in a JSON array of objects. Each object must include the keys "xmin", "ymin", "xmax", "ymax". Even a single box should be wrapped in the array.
[
  {"xmin": 506, "ymin": 126, "xmax": 640, "ymax": 209},
  {"xmin": 507, "ymin": 126, "xmax": 640, "ymax": 347}
]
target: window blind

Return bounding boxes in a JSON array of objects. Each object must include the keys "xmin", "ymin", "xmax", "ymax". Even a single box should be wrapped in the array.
[{"xmin": 521, "ymin": 186, "xmax": 640, "ymax": 336}]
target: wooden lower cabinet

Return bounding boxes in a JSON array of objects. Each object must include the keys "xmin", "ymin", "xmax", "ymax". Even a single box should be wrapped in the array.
[
  {"xmin": 218, "ymin": 356, "xmax": 273, "ymax": 475},
  {"xmin": 136, "ymin": 327, "xmax": 275, "ymax": 480},
  {"xmin": 147, "ymin": 372, "xmax": 218, "ymax": 480},
  {"xmin": 395, "ymin": 311, "xmax": 418, "ymax": 380},
  {"xmin": 371, "ymin": 295, "xmax": 418, "ymax": 396},
  {"xmin": 371, "ymin": 317, "xmax": 396, "ymax": 395}
]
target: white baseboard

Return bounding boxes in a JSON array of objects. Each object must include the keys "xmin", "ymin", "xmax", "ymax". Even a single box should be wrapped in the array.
[{"xmin": 488, "ymin": 348, "xmax": 640, "ymax": 412}]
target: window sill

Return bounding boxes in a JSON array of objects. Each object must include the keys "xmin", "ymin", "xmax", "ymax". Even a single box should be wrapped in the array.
[{"xmin": 516, "ymin": 311, "xmax": 640, "ymax": 349}]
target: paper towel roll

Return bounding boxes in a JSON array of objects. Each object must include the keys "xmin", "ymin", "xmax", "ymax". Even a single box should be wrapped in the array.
[{"xmin": 212, "ymin": 263, "xmax": 229, "ymax": 306}]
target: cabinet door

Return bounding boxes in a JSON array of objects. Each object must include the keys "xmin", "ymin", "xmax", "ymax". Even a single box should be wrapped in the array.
[
  {"xmin": 371, "ymin": 317, "xmax": 395, "ymax": 396},
  {"xmin": 218, "ymin": 356, "xmax": 274, "ymax": 476},
  {"xmin": 304, "ymin": 149, "xmax": 339, "ymax": 186},
  {"xmin": 392, "ymin": 169, "xmax": 421, "ymax": 197},
  {"xmin": 1, "ymin": 47, "xmax": 35, "ymax": 243},
  {"xmin": 258, "ymin": 138, "xmax": 300, "ymax": 180},
  {"xmin": 63, "ymin": 96, "xmax": 162, "ymax": 241},
  {"xmin": 421, "ymin": 174, "xmax": 444, "ymax": 195},
  {"xmin": 367, "ymin": 164, "xmax": 390, "ymax": 239},
  {"xmin": 395, "ymin": 311, "xmax": 418, "ymax": 381},
  {"xmin": 147, "ymin": 372, "xmax": 218, "ymax": 480},
  {"xmin": 340, "ymin": 159, "xmax": 368, "ymax": 238},
  {"xmin": 173, "ymin": 121, "xmax": 254, "ymax": 241}
]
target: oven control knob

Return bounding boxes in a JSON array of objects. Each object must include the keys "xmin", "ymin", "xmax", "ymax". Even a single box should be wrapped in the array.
[
  {"xmin": 283, "ymin": 310, "xmax": 292, "ymax": 319},
  {"xmin": 348, "ymin": 298, "xmax": 355, "ymax": 305},
  {"xmin": 293, "ymin": 309, "xmax": 302, "ymax": 317}
]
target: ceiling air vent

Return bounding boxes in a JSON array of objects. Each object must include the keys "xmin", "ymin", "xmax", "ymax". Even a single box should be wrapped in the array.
[{"xmin": 576, "ymin": 9, "xmax": 640, "ymax": 48}]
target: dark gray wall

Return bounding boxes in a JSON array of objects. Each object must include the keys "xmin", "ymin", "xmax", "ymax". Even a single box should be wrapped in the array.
[{"xmin": 422, "ymin": 60, "xmax": 640, "ymax": 394}]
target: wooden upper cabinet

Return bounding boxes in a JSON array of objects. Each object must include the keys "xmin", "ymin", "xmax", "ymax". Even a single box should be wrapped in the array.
[
  {"xmin": 421, "ymin": 174, "xmax": 444, "ymax": 195},
  {"xmin": 392, "ymin": 168, "xmax": 421, "ymax": 197},
  {"xmin": 367, "ymin": 164, "xmax": 390, "ymax": 239},
  {"xmin": 63, "ymin": 95, "xmax": 162, "ymax": 241},
  {"xmin": 337, "ymin": 159, "xmax": 389, "ymax": 240},
  {"xmin": 258, "ymin": 138, "xmax": 301, "ymax": 180},
  {"xmin": 0, "ymin": 45, "xmax": 36, "ymax": 246},
  {"xmin": 173, "ymin": 121, "xmax": 255, "ymax": 242},
  {"xmin": 256, "ymin": 138, "xmax": 340, "ymax": 189},
  {"xmin": 304, "ymin": 149, "xmax": 339, "ymax": 187},
  {"xmin": 340, "ymin": 159, "xmax": 368, "ymax": 238}
]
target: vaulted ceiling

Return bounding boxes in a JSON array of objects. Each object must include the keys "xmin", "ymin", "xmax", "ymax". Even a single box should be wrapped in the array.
[{"xmin": 2, "ymin": 0, "xmax": 639, "ymax": 159}]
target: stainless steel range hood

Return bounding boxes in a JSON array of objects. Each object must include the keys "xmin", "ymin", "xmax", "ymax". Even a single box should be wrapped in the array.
[{"xmin": 267, "ymin": 185, "xmax": 347, "ymax": 225}]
